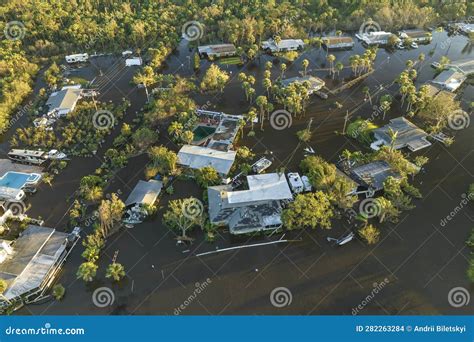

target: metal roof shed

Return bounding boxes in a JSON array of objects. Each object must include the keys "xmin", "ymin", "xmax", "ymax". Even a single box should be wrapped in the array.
[{"xmin": 125, "ymin": 180, "xmax": 163, "ymax": 207}]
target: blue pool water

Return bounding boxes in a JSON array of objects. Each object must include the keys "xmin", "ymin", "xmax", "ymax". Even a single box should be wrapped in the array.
[{"xmin": 0, "ymin": 172, "xmax": 41, "ymax": 189}]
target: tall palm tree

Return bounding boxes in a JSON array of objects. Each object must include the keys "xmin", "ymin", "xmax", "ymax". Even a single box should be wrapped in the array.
[
  {"xmin": 302, "ymin": 59, "xmax": 309, "ymax": 76},
  {"xmin": 106, "ymin": 263, "xmax": 126, "ymax": 282},
  {"xmin": 327, "ymin": 54, "xmax": 336, "ymax": 78}
]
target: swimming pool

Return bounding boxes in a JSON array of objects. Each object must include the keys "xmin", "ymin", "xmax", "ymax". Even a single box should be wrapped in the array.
[{"xmin": 0, "ymin": 172, "xmax": 42, "ymax": 189}]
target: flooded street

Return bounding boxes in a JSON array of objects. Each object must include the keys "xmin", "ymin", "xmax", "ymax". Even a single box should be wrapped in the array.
[{"xmin": 11, "ymin": 31, "xmax": 474, "ymax": 315}]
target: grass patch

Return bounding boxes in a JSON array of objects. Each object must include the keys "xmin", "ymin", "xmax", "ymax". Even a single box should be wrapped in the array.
[{"xmin": 219, "ymin": 57, "xmax": 243, "ymax": 65}]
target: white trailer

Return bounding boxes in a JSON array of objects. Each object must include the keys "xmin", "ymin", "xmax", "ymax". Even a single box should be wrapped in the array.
[{"xmin": 65, "ymin": 53, "xmax": 89, "ymax": 63}]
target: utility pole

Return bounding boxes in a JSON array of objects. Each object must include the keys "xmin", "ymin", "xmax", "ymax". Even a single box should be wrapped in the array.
[
  {"xmin": 112, "ymin": 250, "xmax": 119, "ymax": 263},
  {"xmin": 342, "ymin": 110, "xmax": 349, "ymax": 134}
]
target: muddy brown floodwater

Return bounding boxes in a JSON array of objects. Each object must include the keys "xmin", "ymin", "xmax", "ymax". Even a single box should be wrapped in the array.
[{"xmin": 8, "ymin": 31, "xmax": 474, "ymax": 315}]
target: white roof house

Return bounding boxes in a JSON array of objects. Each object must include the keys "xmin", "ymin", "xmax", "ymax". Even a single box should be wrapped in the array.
[
  {"xmin": 0, "ymin": 225, "xmax": 68, "ymax": 302},
  {"xmin": 431, "ymin": 69, "xmax": 467, "ymax": 92},
  {"xmin": 124, "ymin": 180, "xmax": 162, "ymax": 207},
  {"xmin": 46, "ymin": 88, "xmax": 82, "ymax": 117},
  {"xmin": 357, "ymin": 31, "xmax": 397, "ymax": 45},
  {"xmin": 262, "ymin": 39, "xmax": 305, "ymax": 52},
  {"xmin": 207, "ymin": 173, "xmax": 293, "ymax": 234},
  {"xmin": 65, "ymin": 53, "xmax": 89, "ymax": 63},
  {"xmin": 226, "ymin": 173, "xmax": 293, "ymax": 205},
  {"xmin": 178, "ymin": 145, "xmax": 236, "ymax": 176}
]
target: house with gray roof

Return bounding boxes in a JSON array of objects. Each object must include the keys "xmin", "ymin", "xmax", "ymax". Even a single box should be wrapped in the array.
[
  {"xmin": 431, "ymin": 69, "xmax": 467, "ymax": 92},
  {"xmin": 349, "ymin": 161, "xmax": 401, "ymax": 192},
  {"xmin": 208, "ymin": 173, "xmax": 293, "ymax": 234},
  {"xmin": 125, "ymin": 180, "xmax": 162, "ymax": 208},
  {"xmin": 178, "ymin": 145, "xmax": 236, "ymax": 176},
  {"xmin": 262, "ymin": 39, "xmax": 304, "ymax": 53},
  {"xmin": 46, "ymin": 88, "xmax": 82, "ymax": 117},
  {"xmin": 372, "ymin": 117, "xmax": 431, "ymax": 152},
  {"xmin": 198, "ymin": 44, "xmax": 237, "ymax": 58},
  {"xmin": 0, "ymin": 225, "xmax": 69, "ymax": 306}
]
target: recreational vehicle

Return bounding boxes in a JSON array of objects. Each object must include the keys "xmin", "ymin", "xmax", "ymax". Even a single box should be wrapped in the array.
[{"xmin": 8, "ymin": 149, "xmax": 67, "ymax": 165}]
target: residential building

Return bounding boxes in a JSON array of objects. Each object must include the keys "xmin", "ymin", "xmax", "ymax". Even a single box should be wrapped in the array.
[
  {"xmin": 322, "ymin": 36, "xmax": 354, "ymax": 49},
  {"xmin": 372, "ymin": 117, "xmax": 431, "ymax": 152},
  {"xmin": 447, "ymin": 59, "xmax": 474, "ymax": 76},
  {"xmin": 262, "ymin": 39, "xmax": 304, "ymax": 53},
  {"xmin": 0, "ymin": 225, "xmax": 71, "ymax": 306},
  {"xmin": 357, "ymin": 31, "xmax": 397, "ymax": 45},
  {"xmin": 46, "ymin": 88, "xmax": 82, "ymax": 117},
  {"xmin": 431, "ymin": 69, "xmax": 467, "ymax": 92},
  {"xmin": 208, "ymin": 173, "xmax": 293, "ymax": 234},
  {"xmin": 125, "ymin": 180, "xmax": 162, "ymax": 208},
  {"xmin": 198, "ymin": 44, "xmax": 237, "ymax": 58},
  {"xmin": 348, "ymin": 161, "xmax": 401, "ymax": 192},
  {"xmin": 398, "ymin": 30, "xmax": 432, "ymax": 43},
  {"xmin": 280, "ymin": 76, "xmax": 325, "ymax": 94},
  {"xmin": 178, "ymin": 145, "xmax": 236, "ymax": 176},
  {"xmin": 123, "ymin": 179, "xmax": 162, "ymax": 224}
]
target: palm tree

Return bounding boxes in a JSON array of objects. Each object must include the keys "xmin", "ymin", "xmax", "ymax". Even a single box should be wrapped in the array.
[
  {"xmin": 76, "ymin": 262, "xmax": 98, "ymax": 282},
  {"xmin": 256, "ymin": 96, "xmax": 268, "ymax": 130},
  {"xmin": 388, "ymin": 127, "xmax": 398, "ymax": 152},
  {"xmin": 280, "ymin": 63, "xmax": 287, "ymax": 79},
  {"xmin": 133, "ymin": 66, "xmax": 157, "ymax": 102},
  {"xmin": 302, "ymin": 59, "xmax": 309, "ymax": 76},
  {"xmin": 362, "ymin": 86, "xmax": 371, "ymax": 105},
  {"xmin": 106, "ymin": 263, "xmax": 126, "ymax": 282},
  {"xmin": 335, "ymin": 62, "xmax": 344, "ymax": 78},
  {"xmin": 263, "ymin": 78, "xmax": 272, "ymax": 97},
  {"xmin": 247, "ymin": 108, "xmax": 257, "ymax": 132},
  {"xmin": 327, "ymin": 54, "xmax": 336, "ymax": 78}
]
